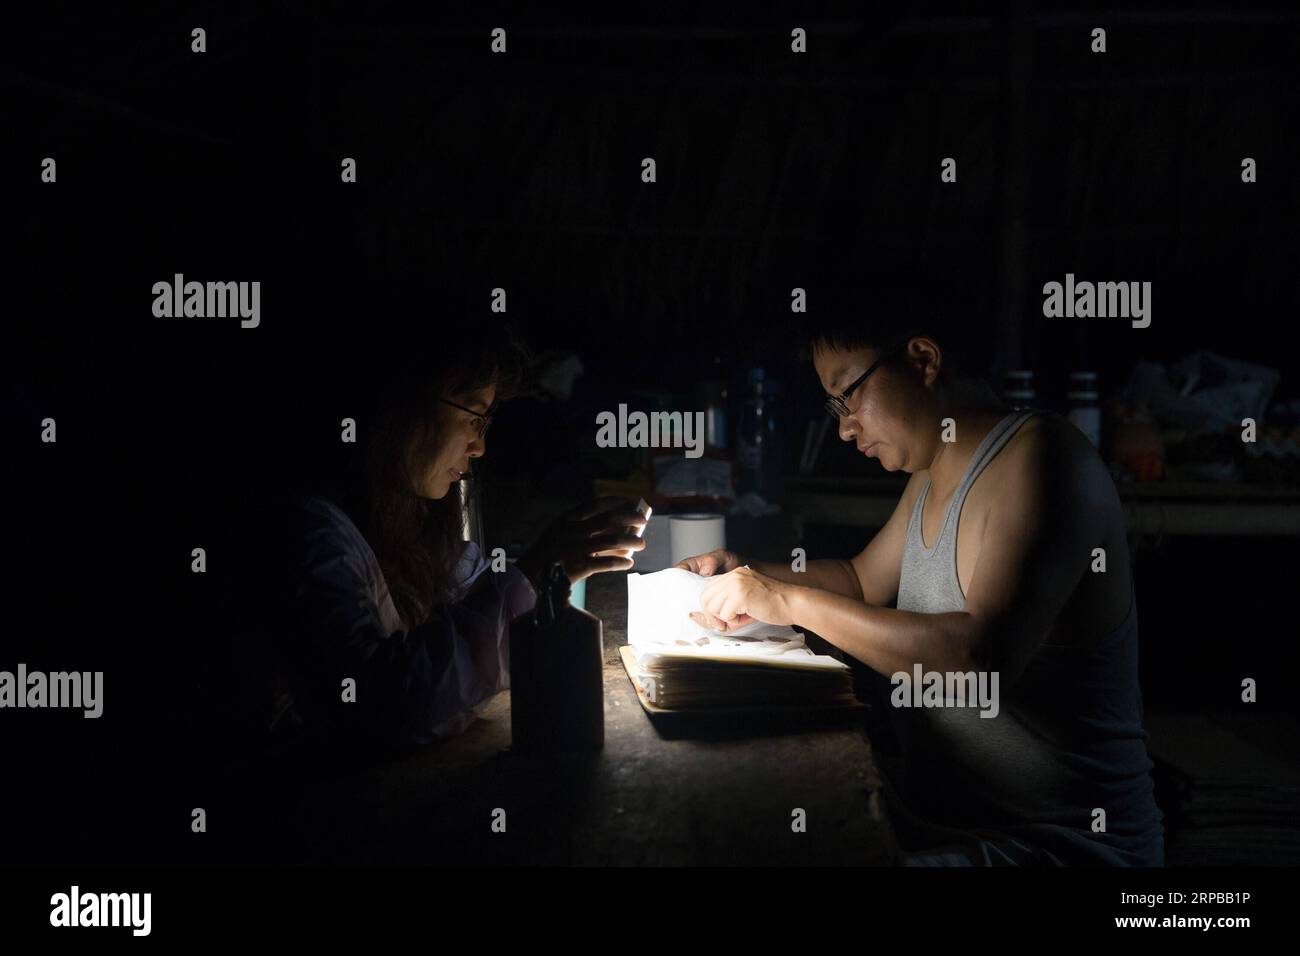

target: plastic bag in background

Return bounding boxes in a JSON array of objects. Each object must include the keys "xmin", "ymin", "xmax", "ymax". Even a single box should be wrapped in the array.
[
  {"xmin": 652, "ymin": 455, "xmax": 736, "ymax": 500},
  {"xmin": 530, "ymin": 350, "xmax": 585, "ymax": 401},
  {"xmin": 1121, "ymin": 351, "xmax": 1280, "ymax": 434},
  {"xmin": 1270, "ymin": 398, "xmax": 1300, "ymax": 427}
]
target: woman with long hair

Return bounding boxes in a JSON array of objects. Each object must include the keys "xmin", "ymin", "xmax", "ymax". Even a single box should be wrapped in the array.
[{"xmin": 268, "ymin": 329, "xmax": 645, "ymax": 757}]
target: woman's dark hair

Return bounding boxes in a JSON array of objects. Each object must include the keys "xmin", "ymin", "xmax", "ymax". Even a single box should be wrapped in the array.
[{"xmin": 300, "ymin": 325, "xmax": 529, "ymax": 629}]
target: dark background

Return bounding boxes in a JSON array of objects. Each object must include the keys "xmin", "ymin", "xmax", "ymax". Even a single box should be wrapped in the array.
[{"xmin": 5, "ymin": 1, "xmax": 1299, "ymax": 864}]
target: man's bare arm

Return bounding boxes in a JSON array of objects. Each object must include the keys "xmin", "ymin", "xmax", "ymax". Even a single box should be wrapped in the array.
[
  {"xmin": 750, "ymin": 472, "xmax": 923, "ymax": 603},
  {"xmin": 748, "ymin": 556, "xmax": 860, "ymax": 596},
  {"xmin": 782, "ymin": 426, "xmax": 1099, "ymax": 683}
]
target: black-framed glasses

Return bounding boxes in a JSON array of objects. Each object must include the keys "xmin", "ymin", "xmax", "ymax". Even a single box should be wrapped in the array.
[
  {"xmin": 823, "ymin": 344, "xmax": 903, "ymax": 420},
  {"xmin": 439, "ymin": 397, "xmax": 496, "ymax": 438}
]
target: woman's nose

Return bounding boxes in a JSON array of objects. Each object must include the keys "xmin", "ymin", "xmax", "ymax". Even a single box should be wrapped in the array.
[
  {"xmin": 468, "ymin": 436, "xmax": 486, "ymax": 458},
  {"xmin": 837, "ymin": 416, "xmax": 857, "ymax": 442}
]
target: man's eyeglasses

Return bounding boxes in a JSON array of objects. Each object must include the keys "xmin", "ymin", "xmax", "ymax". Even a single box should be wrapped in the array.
[
  {"xmin": 823, "ymin": 345, "xmax": 901, "ymax": 420},
  {"xmin": 439, "ymin": 397, "xmax": 496, "ymax": 438}
]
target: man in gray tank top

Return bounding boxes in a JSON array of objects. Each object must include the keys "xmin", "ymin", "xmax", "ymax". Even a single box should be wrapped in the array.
[{"xmin": 680, "ymin": 321, "xmax": 1164, "ymax": 866}]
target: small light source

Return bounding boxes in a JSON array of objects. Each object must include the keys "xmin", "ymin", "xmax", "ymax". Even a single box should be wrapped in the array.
[{"xmin": 624, "ymin": 498, "xmax": 652, "ymax": 560}]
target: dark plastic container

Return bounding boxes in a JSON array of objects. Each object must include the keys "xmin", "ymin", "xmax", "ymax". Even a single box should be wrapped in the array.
[{"xmin": 509, "ymin": 564, "xmax": 605, "ymax": 753}]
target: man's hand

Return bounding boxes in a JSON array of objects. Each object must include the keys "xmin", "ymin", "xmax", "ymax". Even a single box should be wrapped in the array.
[
  {"xmin": 689, "ymin": 566, "xmax": 797, "ymax": 632},
  {"xmin": 674, "ymin": 548, "xmax": 747, "ymax": 577}
]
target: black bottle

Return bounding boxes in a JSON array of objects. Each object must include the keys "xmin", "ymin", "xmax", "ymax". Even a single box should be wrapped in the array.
[{"xmin": 509, "ymin": 564, "xmax": 605, "ymax": 753}]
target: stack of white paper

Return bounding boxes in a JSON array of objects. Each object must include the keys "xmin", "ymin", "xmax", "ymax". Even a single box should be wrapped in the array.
[{"xmin": 626, "ymin": 569, "xmax": 852, "ymax": 676}]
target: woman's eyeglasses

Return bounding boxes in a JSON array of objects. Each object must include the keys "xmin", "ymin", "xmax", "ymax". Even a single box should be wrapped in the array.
[
  {"xmin": 439, "ymin": 397, "xmax": 495, "ymax": 438},
  {"xmin": 823, "ymin": 346, "xmax": 901, "ymax": 420}
]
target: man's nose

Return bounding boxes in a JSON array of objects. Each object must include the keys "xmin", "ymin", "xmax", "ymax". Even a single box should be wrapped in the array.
[{"xmin": 468, "ymin": 436, "xmax": 486, "ymax": 458}]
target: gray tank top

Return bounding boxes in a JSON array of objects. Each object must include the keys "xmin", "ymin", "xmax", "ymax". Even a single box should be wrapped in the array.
[{"xmin": 890, "ymin": 409, "xmax": 1164, "ymax": 865}]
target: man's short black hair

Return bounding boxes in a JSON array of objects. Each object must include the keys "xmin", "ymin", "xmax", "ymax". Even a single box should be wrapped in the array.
[{"xmin": 796, "ymin": 268, "xmax": 987, "ymax": 381}]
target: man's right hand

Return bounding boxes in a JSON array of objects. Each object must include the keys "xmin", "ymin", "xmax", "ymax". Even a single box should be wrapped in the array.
[{"xmin": 674, "ymin": 548, "xmax": 747, "ymax": 577}]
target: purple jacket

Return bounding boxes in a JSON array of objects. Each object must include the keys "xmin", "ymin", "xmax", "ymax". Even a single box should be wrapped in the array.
[{"xmin": 276, "ymin": 496, "xmax": 536, "ymax": 748}]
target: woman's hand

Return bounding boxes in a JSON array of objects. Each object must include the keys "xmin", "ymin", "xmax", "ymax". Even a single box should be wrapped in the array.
[
  {"xmin": 517, "ymin": 496, "xmax": 647, "ymax": 588},
  {"xmin": 674, "ymin": 548, "xmax": 748, "ymax": 577},
  {"xmin": 689, "ymin": 566, "xmax": 797, "ymax": 632}
]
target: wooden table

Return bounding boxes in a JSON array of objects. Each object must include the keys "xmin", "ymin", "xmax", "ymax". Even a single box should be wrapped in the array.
[{"xmin": 280, "ymin": 572, "xmax": 892, "ymax": 865}]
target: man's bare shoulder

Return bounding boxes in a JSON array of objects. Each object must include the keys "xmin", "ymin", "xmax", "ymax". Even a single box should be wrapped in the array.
[{"xmin": 990, "ymin": 412, "xmax": 1112, "ymax": 512}]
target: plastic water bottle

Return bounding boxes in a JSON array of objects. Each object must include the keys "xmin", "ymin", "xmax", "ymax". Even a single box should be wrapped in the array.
[
  {"xmin": 1067, "ymin": 371, "xmax": 1102, "ymax": 448},
  {"xmin": 735, "ymin": 368, "xmax": 783, "ymax": 501},
  {"xmin": 1003, "ymin": 370, "xmax": 1037, "ymax": 410}
]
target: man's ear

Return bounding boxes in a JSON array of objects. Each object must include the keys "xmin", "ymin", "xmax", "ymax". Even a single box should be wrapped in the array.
[{"xmin": 904, "ymin": 336, "xmax": 943, "ymax": 388}]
